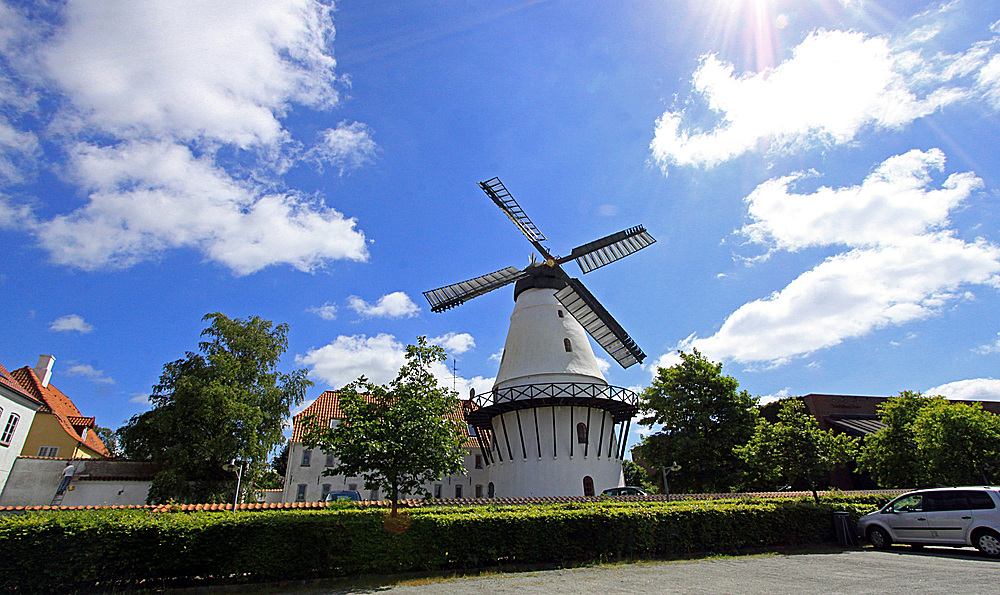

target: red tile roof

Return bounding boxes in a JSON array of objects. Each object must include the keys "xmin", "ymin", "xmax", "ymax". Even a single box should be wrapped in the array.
[
  {"xmin": 9, "ymin": 367, "xmax": 110, "ymax": 457},
  {"xmin": 291, "ymin": 390, "xmax": 476, "ymax": 447},
  {"xmin": 0, "ymin": 362, "xmax": 39, "ymax": 404}
]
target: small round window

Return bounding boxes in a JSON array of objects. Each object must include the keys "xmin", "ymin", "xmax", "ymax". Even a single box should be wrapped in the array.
[{"xmin": 564, "ymin": 338, "xmax": 572, "ymax": 352}]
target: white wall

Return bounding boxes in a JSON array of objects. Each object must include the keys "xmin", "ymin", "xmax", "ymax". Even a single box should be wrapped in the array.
[
  {"xmin": 0, "ymin": 458, "xmax": 151, "ymax": 507},
  {"xmin": 0, "ymin": 387, "xmax": 39, "ymax": 497},
  {"xmin": 487, "ymin": 406, "xmax": 624, "ymax": 497},
  {"xmin": 282, "ymin": 441, "xmax": 490, "ymax": 502}
]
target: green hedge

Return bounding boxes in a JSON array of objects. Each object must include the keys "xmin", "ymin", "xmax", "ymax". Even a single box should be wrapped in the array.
[{"xmin": 0, "ymin": 497, "xmax": 879, "ymax": 593}]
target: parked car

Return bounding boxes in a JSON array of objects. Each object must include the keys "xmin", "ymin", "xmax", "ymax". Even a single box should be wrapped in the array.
[
  {"xmin": 856, "ymin": 487, "xmax": 1000, "ymax": 556},
  {"xmin": 601, "ymin": 486, "xmax": 649, "ymax": 497},
  {"xmin": 323, "ymin": 490, "xmax": 362, "ymax": 502}
]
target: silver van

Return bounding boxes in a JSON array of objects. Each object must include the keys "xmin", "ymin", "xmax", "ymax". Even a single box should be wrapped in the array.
[{"xmin": 856, "ymin": 487, "xmax": 1000, "ymax": 556}]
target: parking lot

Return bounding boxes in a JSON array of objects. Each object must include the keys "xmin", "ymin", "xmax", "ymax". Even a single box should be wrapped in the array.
[{"xmin": 230, "ymin": 546, "xmax": 1000, "ymax": 594}]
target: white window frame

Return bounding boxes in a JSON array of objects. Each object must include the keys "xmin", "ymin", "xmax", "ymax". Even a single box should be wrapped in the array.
[
  {"xmin": 0, "ymin": 413, "xmax": 19, "ymax": 447},
  {"xmin": 38, "ymin": 446, "xmax": 59, "ymax": 458},
  {"xmin": 301, "ymin": 449, "xmax": 312, "ymax": 466},
  {"xmin": 295, "ymin": 484, "xmax": 307, "ymax": 502}
]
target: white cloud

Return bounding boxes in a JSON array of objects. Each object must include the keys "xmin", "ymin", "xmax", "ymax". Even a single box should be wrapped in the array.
[
  {"xmin": 348, "ymin": 291, "xmax": 420, "ymax": 318},
  {"xmin": 742, "ymin": 149, "xmax": 980, "ymax": 251},
  {"xmin": 35, "ymin": 141, "xmax": 367, "ymax": 274},
  {"xmin": 759, "ymin": 388, "xmax": 790, "ymax": 406},
  {"xmin": 129, "ymin": 393, "xmax": 151, "ymax": 405},
  {"xmin": 0, "ymin": 1, "xmax": 373, "ymax": 274},
  {"xmin": 298, "ymin": 333, "xmax": 407, "ymax": 387},
  {"xmin": 976, "ymin": 332, "xmax": 1000, "ymax": 355},
  {"xmin": 65, "ymin": 363, "xmax": 114, "ymax": 384},
  {"xmin": 307, "ymin": 122, "xmax": 378, "ymax": 172},
  {"xmin": 978, "ymin": 55, "xmax": 1000, "ymax": 109},
  {"xmin": 429, "ymin": 332, "xmax": 476, "ymax": 355},
  {"xmin": 50, "ymin": 314, "xmax": 94, "ymax": 333},
  {"xmin": 657, "ymin": 150, "xmax": 1000, "ymax": 367},
  {"xmin": 307, "ymin": 302, "xmax": 338, "ymax": 321},
  {"xmin": 43, "ymin": 0, "xmax": 339, "ymax": 146},
  {"xmin": 595, "ymin": 357, "xmax": 611, "ymax": 374},
  {"xmin": 925, "ymin": 378, "xmax": 1000, "ymax": 401},
  {"xmin": 296, "ymin": 332, "xmax": 493, "ymax": 395},
  {"xmin": 651, "ymin": 29, "xmax": 983, "ymax": 172}
]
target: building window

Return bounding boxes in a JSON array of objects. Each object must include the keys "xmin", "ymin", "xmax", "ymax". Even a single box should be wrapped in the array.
[
  {"xmin": 455, "ymin": 484, "xmax": 463, "ymax": 499},
  {"xmin": 370, "ymin": 489, "xmax": 380, "ymax": 501},
  {"xmin": 321, "ymin": 484, "xmax": 331, "ymax": 499},
  {"xmin": 488, "ymin": 482, "xmax": 495, "ymax": 498},
  {"xmin": 348, "ymin": 483, "xmax": 357, "ymax": 491},
  {"xmin": 577, "ymin": 422, "xmax": 588, "ymax": 444},
  {"xmin": 295, "ymin": 484, "xmax": 307, "ymax": 502},
  {"xmin": 433, "ymin": 484, "xmax": 442, "ymax": 499},
  {"xmin": 583, "ymin": 476, "xmax": 595, "ymax": 497},
  {"xmin": 301, "ymin": 449, "xmax": 312, "ymax": 466},
  {"xmin": 475, "ymin": 484, "xmax": 483, "ymax": 498},
  {"xmin": 0, "ymin": 413, "xmax": 19, "ymax": 447},
  {"xmin": 557, "ymin": 309, "xmax": 564, "ymax": 318},
  {"xmin": 38, "ymin": 446, "xmax": 59, "ymax": 458},
  {"xmin": 467, "ymin": 423, "xmax": 477, "ymax": 437},
  {"xmin": 564, "ymin": 338, "xmax": 572, "ymax": 352},
  {"xmin": 325, "ymin": 451, "xmax": 334, "ymax": 467},
  {"xmin": 475, "ymin": 454, "xmax": 483, "ymax": 469}
]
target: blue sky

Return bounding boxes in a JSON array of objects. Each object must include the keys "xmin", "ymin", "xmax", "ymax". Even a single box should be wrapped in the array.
[{"xmin": 2, "ymin": 0, "xmax": 1000, "ymax": 453}]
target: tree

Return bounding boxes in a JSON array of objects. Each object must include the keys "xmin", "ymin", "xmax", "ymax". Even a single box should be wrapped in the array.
[
  {"xmin": 638, "ymin": 349, "xmax": 758, "ymax": 493},
  {"xmin": 119, "ymin": 313, "xmax": 310, "ymax": 504},
  {"xmin": 911, "ymin": 398, "xmax": 1000, "ymax": 486},
  {"xmin": 736, "ymin": 399, "xmax": 857, "ymax": 502},
  {"xmin": 303, "ymin": 337, "xmax": 466, "ymax": 517},
  {"xmin": 94, "ymin": 426, "xmax": 121, "ymax": 458},
  {"xmin": 856, "ymin": 391, "xmax": 931, "ymax": 488}
]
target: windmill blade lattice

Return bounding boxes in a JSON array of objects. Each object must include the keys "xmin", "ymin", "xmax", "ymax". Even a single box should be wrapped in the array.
[
  {"xmin": 479, "ymin": 177, "xmax": 549, "ymax": 254},
  {"xmin": 554, "ymin": 278, "xmax": 646, "ymax": 369},
  {"xmin": 424, "ymin": 266, "xmax": 529, "ymax": 312},
  {"xmin": 568, "ymin": 225, "xmax": 656, "ymax": 274}
]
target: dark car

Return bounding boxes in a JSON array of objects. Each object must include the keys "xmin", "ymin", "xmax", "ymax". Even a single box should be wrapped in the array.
[
  {"xmin": 323, "ymin": 490, "xmax": 362, "ymax": 502},
  {"xmin": 601, "ymin": 486, "xmax": 648, "ymax": 497}
]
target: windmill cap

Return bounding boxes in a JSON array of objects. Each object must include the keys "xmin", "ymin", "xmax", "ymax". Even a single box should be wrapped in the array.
[{"xmin": 513, "ymin": 265, "xmax": 567, "ymax": 301}]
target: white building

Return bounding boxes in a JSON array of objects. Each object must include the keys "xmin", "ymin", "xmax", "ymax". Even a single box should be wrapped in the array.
[
  {"xmin": 282, "ymin": 391, "xmax": 490, "ymax": 503},
  {"xmin": 0, "ymin": 362, "xmax": 42, "ymax": 496},
  {"xmin": 464, "ymin": 275, "xmax": 634, "ymax": 498}
]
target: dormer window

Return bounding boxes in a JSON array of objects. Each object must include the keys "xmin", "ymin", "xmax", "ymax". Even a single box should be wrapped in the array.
[
  {"xmin": 564, "ymin": 338, "xmax": 572, "ymax": 352},
  {"xmin": 557, "ymin": 310, "xmax": 564, "ymax": 318}
]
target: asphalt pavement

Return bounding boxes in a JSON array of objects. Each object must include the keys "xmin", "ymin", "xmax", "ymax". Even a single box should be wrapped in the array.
[{"xmin": 222, "ymin": 546, "xmax": 1000, "ymax": 595}]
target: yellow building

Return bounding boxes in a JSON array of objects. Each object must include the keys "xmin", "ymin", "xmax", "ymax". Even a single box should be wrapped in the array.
[{"xmin": 10, "ymin": 356, "xmax": 109, "ymax": 460}]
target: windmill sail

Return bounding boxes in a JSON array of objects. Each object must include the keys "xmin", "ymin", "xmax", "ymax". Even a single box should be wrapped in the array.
[
  {"xmin": 568, "ymin": 225, "xmax": 656, "ymax": 274},
  {"xmin": 479, "ymin": 177, "xmax": 549, "ymax": 254},
  {"xmin": 554, "ymin": 278, "xmax": 645, "ymax": 369},
  {"xmin": 424, "ymin": 266, "xmax": 529, "ymax": 312}
]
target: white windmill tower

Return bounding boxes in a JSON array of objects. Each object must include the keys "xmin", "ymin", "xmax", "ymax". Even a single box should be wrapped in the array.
[{"xmin": 424, "ymin": 178, "xmax": 656, "ymax": 497}]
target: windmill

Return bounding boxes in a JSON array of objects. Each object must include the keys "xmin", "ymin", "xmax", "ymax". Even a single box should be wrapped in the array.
[{"xmin": 424, "ymin": 178, "xmax": 656, "ymax": 497}]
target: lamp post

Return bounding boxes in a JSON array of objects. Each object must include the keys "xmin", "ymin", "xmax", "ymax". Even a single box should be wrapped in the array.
[
  {"xmin": 662, "ymin": 461, "xmax": 681, "ymax": 501},
  {"xmin": 222, "ymin": 459, "xmax": 248, "ymax": 507}
]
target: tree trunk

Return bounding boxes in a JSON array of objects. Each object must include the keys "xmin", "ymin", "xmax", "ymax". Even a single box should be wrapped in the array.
[{"xmin": 390, "ymin": 481, "xmax": 399, "ymax": 517}]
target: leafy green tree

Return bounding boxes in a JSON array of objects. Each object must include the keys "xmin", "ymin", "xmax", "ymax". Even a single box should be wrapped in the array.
[
  {"xmin": 638, "ymin": 349, "xmax": 758, "ymax": 493},
  {"xmin": 94, "ymin": 426, "xmax": 121, "ymax": 458},
  {"xmin": 622, "ymin": 459, "xmax": 653, "ymax": 491},
  {"xmin": 912, "ymin": 398, "xmax": 1000, "ymax": 486},
  {"xmin": 856, "ymin": 391, "xmax": 931, "ymax": 488},
  {"xmin": 736, "ymin": 399, "xmax": 858, "ymax": 502},
  {"xmin": 303, "ymin": 337, "xmax": 466, "ymax": 517},
  {"xmin": 119, "ymin": 313, "xmax": 310, "ymax": 504}
]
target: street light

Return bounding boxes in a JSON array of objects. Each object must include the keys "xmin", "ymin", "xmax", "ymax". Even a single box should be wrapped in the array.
[
  {"xmin": 222, "ymin": 459, "xmax": 248, "ymax": 507},
  {"xmin": 662, "ymin": 461, "xmax": 681, "ymax": 501}
]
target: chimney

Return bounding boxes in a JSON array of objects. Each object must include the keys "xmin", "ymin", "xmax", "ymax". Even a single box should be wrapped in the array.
[{"xmin": 33, "ymin": 354, "xmax": 55, "ymax": 388}]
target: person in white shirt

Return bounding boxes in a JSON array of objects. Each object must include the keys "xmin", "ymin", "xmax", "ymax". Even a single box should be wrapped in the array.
[{"xmin": 57, "ymin": 462, "xmax": 75, "ymax": 495}]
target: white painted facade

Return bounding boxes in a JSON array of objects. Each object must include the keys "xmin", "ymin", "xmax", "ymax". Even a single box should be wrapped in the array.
[
  {"xmin": 0, "ymin": 381, "xmax": 41, "ymax": 496},
  {"xmin": 282, "ymin": 440, "xmax": 491, "ymax": 503},
  {"xmin": 485, "ymin": 287, "xmax": 625, "ymax": 497}
]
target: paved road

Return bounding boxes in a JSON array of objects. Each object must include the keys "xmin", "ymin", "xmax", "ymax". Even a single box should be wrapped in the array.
[{"xmin": 237, "ymin": 547, "xmax": 1000, "ymax": 595}]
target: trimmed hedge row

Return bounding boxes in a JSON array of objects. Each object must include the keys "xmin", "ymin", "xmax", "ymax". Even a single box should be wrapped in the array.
[{"xmin": 0, "ymin": 497, "xmax": 883, "ymax": 593}]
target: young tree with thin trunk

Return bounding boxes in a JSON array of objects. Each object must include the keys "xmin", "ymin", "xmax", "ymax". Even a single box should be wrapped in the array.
[{"xmin": 303, "ymin": 337, "xmax": 466, "ymax": 517}]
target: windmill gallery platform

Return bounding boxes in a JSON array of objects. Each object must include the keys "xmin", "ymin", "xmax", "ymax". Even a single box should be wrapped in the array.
[{"xmin": 424, "ymin": 178, "xmax": 655, "ymax": 498}]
